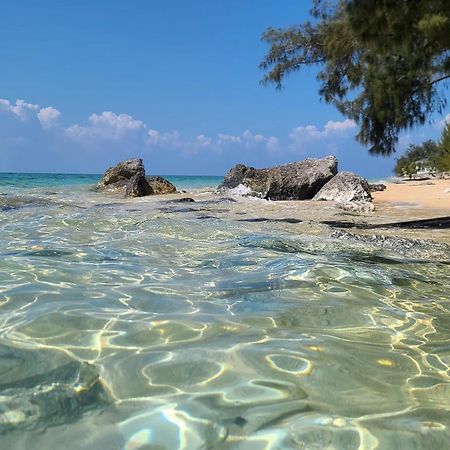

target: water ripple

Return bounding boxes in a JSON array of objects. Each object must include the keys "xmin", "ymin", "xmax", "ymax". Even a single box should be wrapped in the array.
[{"xmin": 1, "ymin": 189, "xmax": 450, "ymax": 448}]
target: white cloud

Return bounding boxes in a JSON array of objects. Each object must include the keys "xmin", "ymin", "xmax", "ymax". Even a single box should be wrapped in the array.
[
  {"xmin": 0, "ymin": 97, "xmax": 363, "ymax": 161},
  {"xmin": 196, "ymin": 134, "xmax": 212, "ymax": 147},
  {"xmin": 146, "ymin": 129, "xmax": 181, "ymax": 147},
  {"xmin": 266, "ymin": 136, "xmax": 280, "ymax": 153},
  {"xmin": 37, "ymin": 106, "xmax": 61, "ymax": 128},
  {"xmin": 324, "ymin": 119, "xmax": 356, "ymax": 134},
  {"xmin": 0, "ymin": 97, "xmax": 281, "ymax": 155},
  {"xmin": 89, "ymin": 111, "xmax": 144, "ymax": 131},
  {"xmin": 290, "ymin": 124, "xmax": 322, "ymax": 142},
  {"xmin": 65, "ymin": 111, "xmax": 145, "ymax": 141},
  {"xmin": 289, "ymin": 119, "xmax": 357, "ymax": 153},
  {"xmin": 242, "ymin": 129, "xmax": 267, "ymax": 147},
  {"xmin": 146, "ymin": 128, "xmax": 277, "ymax": 154},
  {"xmin": 224, "ymin": 129, "xmax": 278, "ymax": 152},
  {"xmin": 290, "ymin": 119, "xmax": 356, "ymax": 142},
  {"xmin": 217, "ymin": 133, "xmax": 241, "ymax": 145},
  {"xmin": 0, "ymin": 98, "xmax": 39, "ymax": 120},
  {"xmin": 217, "ymin": 131, "xmax": 277, "ymax": 151}
]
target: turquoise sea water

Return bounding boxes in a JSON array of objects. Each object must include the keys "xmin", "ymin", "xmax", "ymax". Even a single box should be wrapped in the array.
[
  {"xmin": 0, "ymin": 173, "xmax": 223, "ymax": 191},
  {"xmin": 1, "ymin": 173, "xmax": 450, "ymax": 449}
]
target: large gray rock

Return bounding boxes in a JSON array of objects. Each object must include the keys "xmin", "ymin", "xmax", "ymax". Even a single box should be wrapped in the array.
[
  {"xmin": 313, "ymin": 171, "xmax": 372, "ymax": 203},
  {"xmin": 146, "ymin": 176, "xmax": 177, "ymax": 194},
  {"xmin": 97, "ymin": 158, "xmax": 151, "ymax": 197},
  {"xmin": 218, "ymin": 156, "xmax": 338, "ymax": 200}
]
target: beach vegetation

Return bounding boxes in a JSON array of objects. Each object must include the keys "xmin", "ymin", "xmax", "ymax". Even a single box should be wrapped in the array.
[
  {"xmin": 394, "ymin": 123, "xmax": 450, "ymax": 176},
  {"xmin": 260, "ymin": 0, "xmax": 450, "ymax": 156}
]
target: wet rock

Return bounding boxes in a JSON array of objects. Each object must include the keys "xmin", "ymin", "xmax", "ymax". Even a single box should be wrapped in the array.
[
  {"xmin": 97, "ymin": 158, "xmax": 151, "ymax": 197},
  {"xmin": 324, "ymin": 216, "xmax": 450, "ymax": 230},
  {"xmin": 200, "ymin": 197, "xmax": 237, "ymax": 205},
  {"xmin": 233, "ymin": 416, "xmax": 247, "ymax": 427},
  {"xmin": 0, "ymin": 361, "xmax": 110, "ymax": 432},
  {"xmin": 314, "ymin": 171, "xmax": 372, "ymax": 203},
  {"xmin": 0, "ymin": 196, "xmax": 58, "ymax": 211},
  {"xmin": 167, "ymin": 197, "xmax": 195, "ymax": 203},
  {"xmin": 337, "ymin": 201, "xmax": 375, "ymax": 213},
  {"xmin": 368, "ymin": 183, "xmax": 386, "ymax": 192},
  {"xmin": 146, "ymin": 176, "xmax": 177, "ymax": 194},
  {"xmin": 238, "ymin": 217, "xmax": 302, "ymax": 224},
  {"xmin": 331, "ymin": 229, "xmax": 450, "ymax": 259},
  {"xmin": 218, "ymin": 156, "xmax": 338, "ymax": 200},
  {"xmin": 125, "ymin": 173, "xmax": 152, "ymax": 197}
]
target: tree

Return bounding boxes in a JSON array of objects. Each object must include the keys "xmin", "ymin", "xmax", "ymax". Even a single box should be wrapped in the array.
[
  {"xmin": 393, "ymin": 140, "xmax": 440, "ymax": 176},
  {"xmin": 435, "ymin": 122, "xmax": 450, "ymax": 171},
  {"xmin": 393, "ymin": 123, "xmax": 450, "ymax": 175},
  {"xmin": 260, "ymin": 0, "xmax": 450, "ymax": 156}
]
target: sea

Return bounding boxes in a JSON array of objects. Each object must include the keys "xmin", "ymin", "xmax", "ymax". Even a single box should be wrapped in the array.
[{"xmin": 0, "ymin": 172, "xmax": 449, "ymax": 449}]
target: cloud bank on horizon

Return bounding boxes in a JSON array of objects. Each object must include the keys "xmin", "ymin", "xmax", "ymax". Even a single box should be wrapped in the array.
[{"xmin": 0, "ymin": 97, "xmax": 447, "ymax": 176}]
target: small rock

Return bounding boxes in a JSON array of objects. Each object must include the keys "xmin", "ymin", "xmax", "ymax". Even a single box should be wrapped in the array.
[
  {"xmin": 368, "ymin": 183, "xmax": 386, "ymax": 192},
  {"xmin": 146, "ymin": 176, "xmax": 177, "ymax": 194},
  {"xmin": 168, "ymin": 197, "xmax": 195, "ymax": 203},
  {"xmin": 97, "ymin": 158, "xmax": 151, "ymax": 197},
  {"xmin": 337, "ymin": 202, "xmax": 375, "ymax": 213}
]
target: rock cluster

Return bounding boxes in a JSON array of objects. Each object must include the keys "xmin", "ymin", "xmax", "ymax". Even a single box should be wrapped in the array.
[
  {"xmin": 97, "ymin": 159, "xmax": 176, "ymax": 197},
  {"xmin": 218, "ymin": 156, "xmax": 338, "ymax": 200},
  {"xmin": 219, "ymin": 156, "xmax": 374, "ymax": 211}
]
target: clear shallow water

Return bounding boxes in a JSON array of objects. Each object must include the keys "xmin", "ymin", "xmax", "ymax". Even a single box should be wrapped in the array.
[{"xmin": 0, "ymin": 174, "xmax": 450, "ymax": 449}]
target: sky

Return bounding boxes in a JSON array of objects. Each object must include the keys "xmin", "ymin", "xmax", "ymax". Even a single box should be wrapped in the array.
[{"xmin": 0, "ymin": 0, "xmax": 448, "ymax": 177}]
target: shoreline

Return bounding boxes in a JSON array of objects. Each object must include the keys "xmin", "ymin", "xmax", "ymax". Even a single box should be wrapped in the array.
[{"xmin": 372, "ymin": 179, "xmax": 450, "ymax": 209}]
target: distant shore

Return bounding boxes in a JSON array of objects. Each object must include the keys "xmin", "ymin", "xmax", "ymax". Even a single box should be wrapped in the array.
[{"xmin": 372, "ymin": 179, "xmax": 450, "ymax": 209}]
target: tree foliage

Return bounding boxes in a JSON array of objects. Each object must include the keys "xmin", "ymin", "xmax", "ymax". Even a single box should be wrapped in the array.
[
  {"xmin": 436, "ymin": 121, "xmax": 450, "ymax": 171},
  {"xmin": 393, "ymin": 122, "xmax": 450, "ymax": 176},
  {"xmin": 260, "ymin": 0, "xmax": 450, "ymax": 156}
]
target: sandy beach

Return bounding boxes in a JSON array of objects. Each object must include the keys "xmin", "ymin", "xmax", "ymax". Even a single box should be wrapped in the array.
[{"xmin": 372, "ymin": 179, "xmax": 450, "ymax": 209}]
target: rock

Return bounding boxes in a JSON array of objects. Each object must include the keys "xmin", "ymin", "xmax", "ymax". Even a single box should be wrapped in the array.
[
  {"xmin": 314, "ymin": 171, "xmax": 372, "ymax": 203},
  {"xmin": 324, "ymin": 216, "xmax": 450, "ymax": 230},
  {"xmin": 337, "ymin": 201, "xmax": 375, "ymax": 213},
  {"xmin": 331, "ymin": 229, "xmax": 450, "ymax": 259},
  {"xmin": 146, "ymin": 176, "xmax": 177, "ymax": 194},
  {"xmin": 368, "ymin": 183, "xmax": 386, "ymax": 192},
  {"xmin": 125, "ymin": 174, "xmax": 152, "ymax": 197},
  {"xmin": 0, "ymin": 361, "xmax": 110, "ymax": 432},
  {"xmin": 218, "ymin": 156, "xmax": 338, "ymax": 200},
  {"xmin": 97, "ymin": 159, "xmax": 178, "ymax": 197},
  {"xmin": 167, "ymin": 197, "xmax": 195, "ymax": 203},
  {"xmin": 97, "ymin": 158, "xmax": 151, "ymax": 197},
  {"xmin": 1, "ymin": 195, "xmax": 59, "ymax": 211}
]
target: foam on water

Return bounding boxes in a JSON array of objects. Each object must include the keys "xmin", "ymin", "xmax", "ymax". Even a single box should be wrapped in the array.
[{"xmin": 0, "ymin": 173, "xmax": 450, "ymax": 449}]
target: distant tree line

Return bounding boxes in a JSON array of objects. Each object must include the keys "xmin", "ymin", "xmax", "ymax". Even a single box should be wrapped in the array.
[{"xmin": 394, "ymin": 122, "xmax": 450, "ymax": 176}]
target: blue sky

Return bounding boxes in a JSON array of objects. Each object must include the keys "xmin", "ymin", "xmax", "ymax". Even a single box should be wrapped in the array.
[{"xmin": 0, "ymin": 0, "xmax": 448, "ymax": 177}]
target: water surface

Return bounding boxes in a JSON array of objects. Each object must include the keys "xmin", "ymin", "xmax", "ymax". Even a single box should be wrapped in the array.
[{"xmin": 0, "ymin": 173, "xmax": 449, "ymax": 449}]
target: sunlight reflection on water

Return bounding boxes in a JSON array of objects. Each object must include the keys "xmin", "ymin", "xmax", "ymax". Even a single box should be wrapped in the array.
[{"xmin": 0, "ymin": 179, "xmax": 450, "ymax": 449}]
